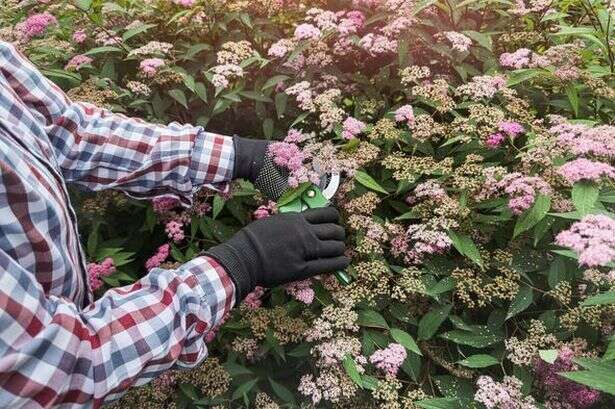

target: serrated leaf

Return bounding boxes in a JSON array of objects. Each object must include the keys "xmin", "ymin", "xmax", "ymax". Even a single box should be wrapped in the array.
[
  {"xmin": 416, "ymin": 398, "xmax": 461, "ymax": 409},
  {"xmin": 212, "ymin": 195, "xmax": 224, "ymax": 219},
  {"xmin": 262, "ymin": 75, "xmax": 290, "ymax": 90},
  {"xmin": 506, "ymin": 69, "xmax": 542, "ymax": 86},
  {"xmin": 84, "ymin": 46, "xmax": 123, "ymax": 56},
  {"xmin": 565, "ymin": 84, "xmax": 579, "ymax": 117},
  {"xmin": 358, "ymin": 310, "xmax": 389, "ymax": 329},
  {"xmin": 539, "ymin": 349, "xmax": 558, "ymax": 364},
  {"xmin": 231, "ymin": 378, "xmax": 258, "ymax": 400},
  {"xmin": 506, "ymin": 285, "xmax": 533, "ymax": 320},
  {"xmin": 342, "ymin": 356, "xmax": 363, "ymax": 387},
  {"xmin": 223, "ymin": 361, "xmax": 253, "ymax": 376},
  {"xmin": 458, "ymin": 354, "xmax": 499, "ymax": 368},
  {"xmin": 448, "ymin": 231, "xmax": 484, "ymax": 269},
  {"xmin": 268, "ymin": 378, "xmax": 295, "ymax": 403},
  {"xmin": 582, "ymin": 292, "xmax": 615, "ymax": 306},
  {"xmin": 122, "ymin": 23, "xmax": 156, "ymax": 41},
  {"xmin": 571, "ymin": 182, "xmax": 599, "ymax": 217},
  {"xmin": 390, "ymin": 328, "xmax": 422, "ymax": 355},
  {"xmin": 513, "ymin": 194, "xmax": 551, "ymax": 238},
  {"xmin": 355, "ymin": 170, "xmax": 388, "ymax": 194},
  {"xmin": 418, "ymin": 304, "xmax": 452, "ymax": 340},
  {"xmin": 168, "ymin": 89, "xmax": 188, "ymax": 109}
]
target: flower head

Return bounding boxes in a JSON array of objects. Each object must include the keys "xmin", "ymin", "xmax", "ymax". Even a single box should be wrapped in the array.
[{"xmin": 555, "ymin": 214, "xmax": 615, "ymax": 267}]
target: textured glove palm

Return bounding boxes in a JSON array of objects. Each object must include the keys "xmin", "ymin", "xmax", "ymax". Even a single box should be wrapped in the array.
[{"xmin": 205, "ymin": 207, "xmax": 349, "ymax": 300}]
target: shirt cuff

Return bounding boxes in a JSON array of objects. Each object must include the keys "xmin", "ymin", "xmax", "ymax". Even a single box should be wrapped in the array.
[
  {"xmin": 179, "ymin": 256, "xmax": 236, "ymax": 329},
  {"xmin": 189, "ymin": 130, "xmax": 235, "ymax": 191}
]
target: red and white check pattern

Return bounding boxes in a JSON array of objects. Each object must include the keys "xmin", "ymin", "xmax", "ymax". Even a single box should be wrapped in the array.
[{"xmin": 0, "ymin": 41, "xmax": 236, "ymax": 408}]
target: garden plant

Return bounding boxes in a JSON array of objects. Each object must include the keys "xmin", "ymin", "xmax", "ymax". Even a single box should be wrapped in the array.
[{"xmin": 1, "ymin": 0, "xmax": 615, "ymax": 407}]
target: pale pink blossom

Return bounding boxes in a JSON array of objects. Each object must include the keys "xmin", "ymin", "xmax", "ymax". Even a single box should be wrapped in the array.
[
  {"xmin": 17, "ymin": 12, "xmax": 57, "ymax": 40},
  {"xmin": 165, "ymin": 220, "xmax": 185, "ymax": 242},
  {"xmin": 139, "ymin": 58, "xmax": 165, "ymax": 77},
  {"xmin": 342, "ymin": 117, "xmax": 367, "ymax": 140},
  {"xmin": 294, "ymin": 24, "xmax": 321, "ymax": 40},
  {"xmin": 555, "ymin": 214, "xmax": 615, "ymax": 267},
  {"xmin": 444, "ymin": 31, "xmax": 472, "ymax": 52},
  {"xmin": 72, "ymin": 29, "xmax": 87, "ymax": 44},
  {"xmin": 87, "ymin": 258, "xmax": 116, "ymax": 291},
  {"xmin": 243, "ymin": 286, "xmax": 265, "ymax": 309},
  {"xmin": 369, "ymin": 343, "xmax": 407, "ymax": 375},
  {"xmin": 394, "ymin": 104, "xmax": 415, "ymax": 126},
  {"xmin": 284, "ymin": 279, "xmax": 315, "ymax": 304},
  {"xmin": 558, "ymin": 158, "xmax": 615, "ymax": 184},
  {"xmin": 145, "ymin": 244, "xmax": 171, "ymax": 270}
]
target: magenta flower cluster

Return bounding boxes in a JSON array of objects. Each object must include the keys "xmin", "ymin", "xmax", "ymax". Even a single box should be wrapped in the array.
[
  {"xmin": 550, "ymin": 120, "xmax": 615, "ymax": 159},
  {"xmin": 268, "ymin": 142, "xmax": 319, "ymax": 187},
  {"xmin": 369, "ymin": 343, "xmax": 407, "ymax": 376},
  {"xmin": 145, "ymin": 244, "xmax": 170, "ymax": 270},
  {"xmin": 139, "ymin": 58, "xmax": 165, "ymax": 77},
  {"xmin": 65, "ymin": 54, "xmax": 93, "ymax": 71},
  {"xmin": 87, "ymin": 258, "xmax": 116, "ymax": 291},
  {"xmin": 534, "ymin": 346, "xmax": 601, "ymax": 409},
  {"xmin": 486, "ymin": 121, "xmax": 524, "ymax": 149},
  {"xmin": 17, "ymin": 12, "xmax": 57, "ymax": 40},
  {"xmin": 555, "ymin": 214, "xmax": 615, "ymax": 267},
  {"xmin": 284, "ymin": 279, "xmax": 315, "ymax": 304},
  {"xmin": 474, "ymin": 375, "xmax": 537, "ymax": 409},
  {"xmin": 165, "ymin": 220, "xmax": 185, "ymax": 242}
]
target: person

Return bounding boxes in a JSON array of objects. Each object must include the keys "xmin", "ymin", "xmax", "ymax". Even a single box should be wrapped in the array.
[{"xmin": 0, "ymin": 40, "xmax": 349, "ymax": 408}]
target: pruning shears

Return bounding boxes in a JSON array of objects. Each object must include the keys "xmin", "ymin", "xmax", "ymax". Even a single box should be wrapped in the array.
[{"xmin": 277, "ymin": 172, "xmax": 353, "ymax": 286}]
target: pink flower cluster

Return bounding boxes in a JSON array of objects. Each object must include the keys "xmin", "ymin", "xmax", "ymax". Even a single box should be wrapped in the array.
[
  {"xmin": 139, "ymin": 58, "xmax": 165, "ymax": 77},
  {"xmin": 457, "ymin": 75, "xmax": 507, "ymax": 100},
  {"xmin": 284, "ymin": 129, "xmax": 310, "ymax": 144},
  {"xmin": 153, "ymin": 196, "xmax": 180, "ymax": 214},
  {"xmin": 391, "ymin": 221, "xmax": 452, "ymax": 264},
  {"xmin": 253, "ymin": 201, "xmax": 277, "ymax": 220},
  {"xmin": 406, "ymin": 180, "xmax": 447, "ymax": 204},
  {"xmin": 17, "ymin": 12, "xmax": 57, "ymax": 40},
  {"xmin": 558, "ymin": 158, "xmax": 615, "ymax": 184},
  {"xmin": 87, "ymin": 258, "xmax": 116, "ymax": 291},
  {"xmin": 145, "ymin": 244, "xmax": 170, "ymax": 270},
  {"xmin": 72, "ymin": 29, "xmax": 87, "ymax": 44},
  {"xmin": 550, "ymin": 120, "xmax": 615, "ymax": 159},
  {"xmin": 64, "ymin": 54, "xmax": 92, "ymax": 71},
  {"xmin": 284, "ymin": 279, "xmax": 315, "ymax": 304},
  {"xmin": 486, "ymin": 121, "xmax": 524, "ymax": 149},
  {"xmin": 444, "ymin": 31, "xmax": 472, "ymax": 52},
  {"xmin": 394, "ymin": 104, "xmax": 415, "ymax": 126},
  {"xmin": 497, "ymin": 173, "xmax": 551, "ymax": 215},
  {"xmin": 294, "ymin": 23, "xmax": 321, "ymax": 41},
  {"xmin": 243, "ymin": 286, "xmax": 265, "ymax": 310},
  {"xmin": 165, "ymin": 220, "xmax": 185, "ymax": 242},
  {"xmin": 500, "ymin": 48, "xmax": 550, "ymax": 69},
  {"xmin": 555, "ymin": 214, "xmax": 615, "ymax": 267},
  {"xmin": 474, "ymin": 375, "xmax": 537, "ymax": 409},
  {"xmin": 369, "ymin": 343, "xmax": 407, "ymax": 376},
  {"xmin": 534, "ymin": 346, "xmax": 601, "ymax": 409},
  {"xmin": 342, "ymin": 117, "xmax": 367, "ymax": 140},
  {"xmin": 268, "ymin": 142, "xmax": 319, "ymax": 188},
  {"xmin": 172, "ymin": 0, "xmax": 196, "ymax": 7},
  {"xmin": 358, "ymin": 33, "xmax": 397, "ymax": 56}
]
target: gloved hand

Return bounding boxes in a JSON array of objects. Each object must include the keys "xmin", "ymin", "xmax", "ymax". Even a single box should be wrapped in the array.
[
  {"xmin": 205, "ymin": 207, "xmax": 350, "ymax": 300},
  {"xmin": 232, "ymin": 136, "xmax": 289, "ymax": 200}
]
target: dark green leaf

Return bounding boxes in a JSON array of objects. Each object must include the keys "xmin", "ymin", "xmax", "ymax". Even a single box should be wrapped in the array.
[
  {"xmin": 571, "ymin": 182, "xmax": 599, "ymax": 217},
  {"xmin": 457, "ymin": 354, "xmax": 499, "ymax": 368},
  {"xmin": 506, "ymin": 285, "xmax": 533, "ymax": 320},
  {"xmin": 390, "ymin": 328, "xmax": 421, "ymax": 355},
  {"xmin": 358, "ymin": 310, "xmax": 389, "ymax": 329},
  {"xmin": 513, "ymin": 194, "xmax": 551, "ymax": 238},
  {"xmin": 355, "ymin": 170, "xmax": 388, "ymax": 194},
  {"xmin": 418, "ymin": 304, "xmax": 452, "ymax": 340}
]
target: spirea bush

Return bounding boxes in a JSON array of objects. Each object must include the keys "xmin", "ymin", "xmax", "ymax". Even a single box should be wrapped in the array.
[{"xmin": 2, "ymin": 0, "xmax": 615, "ymax": 407}]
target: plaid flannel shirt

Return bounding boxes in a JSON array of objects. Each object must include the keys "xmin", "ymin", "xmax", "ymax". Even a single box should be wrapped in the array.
[{"xmin": 0, "ymin": 41, "xmax": 237, "ymax": 408}]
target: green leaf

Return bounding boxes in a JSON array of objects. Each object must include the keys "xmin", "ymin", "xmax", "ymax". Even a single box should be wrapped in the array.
[
  {"xmin": 506, "ymin": 69, "xmax": 542, "ymax": 86},
  {"xmin": 181, "ymin": 43, "xmax": 212, "ymax": 60},
  {"xmin": 565, "ymin": 84, "xmax": 579, "ymax": 117},
  {"xmin": 506, "ymin": 285, "xmax": 533, "ymax": 320},
  {"xmin": 212, "ymin": 195, "xmax": 224, "ymax": 219},
  {"xmin": 539, "ymin": 349, "xmax": 558, "ymax": 364},
  {"xmin": 448, "ymin": 231, "xmax": 484, "ymax": 269},
  {"xmin": 231, "ymin": 378, "xmax": 258, "ymax": 400},
  {"xmin": 571, "ymin": 182, "xmax": 599, "ymax": 217},
  {"xmin": 582, "ymin": 292, "xmax": 615, "ymax": 306},
  {"xmin": 560, "ymin": 358, "xmax": 615, "ymax": 395},
  {"xmin": 342, "ymin": 356, "xmax": 363, "ymax": 387},
  {"xmin": 262, "ymin": 75, "xmax": 290, "ymax": 90},
  {"xmin": 277, "ymin": 183, "xmax": 311, "ymax": 208},
  {"xmin": 122, "ymin": 23, "xmax": 157, "ymax": 41},
  {"xmin": 87, "ymin": 223, "xmax": 100, "ymax": 258},
  {"xmin": 168, "ymin": 89, "xmax": 188, "ymax": 109},
  {"xmin": 194, "ymin": 82, "xmax": 207, "ymax": 102},
  {"xmin": 513, "ymin": 194, "xmax": 551, "ymax": 238},
  {"xmin": 84, "ymin": 46, "xmax": 123, "ymax": 56},
  {"xmin": 418, "ymin": 304, "xmax": 452, "ymax": 340},
  {"xmin": 358, "ymin": 310, "xmax": 389, "ymax": 329},
  {"xmin": 458, "ymin": 354, "xmax": 499, "ymax": 368},
  {"xmin": 354, "ymin": 170, "xmax": 388, "ymax": 194},
  {"xmin": 441, "ymin": 329, "xmax": 503, "ymax": 347},
  {"xmin": 463, "ymin": 30, "xmax": 492, "ymax": 51},
  {"xmin": 74, "ymin": 0, "xmax": 93, "ymax": 10},
  {"xmin": 416, "ymin": 398, "xmax": 461, "ymax": 409},
  {"xmin": 390, "ymin": 328, "xmax": 422, "ymax": 356},
  {"xmin": 239, "ymin": 90, "xmax": 273, "ymax": 102},
  {"xmin": 268, "ymin": 378, "xmax": 295, "ymax": 403},
  {"xmin": 263, "ymin": 118, "xmax": 274, "ymax": 139},
  {"xmin": 223, "ymin": 361, "xmax": 253, "ymax": 376},
  {"xmin": 603, "ymin": 338, "xmax": 615, "ymax": 361}
]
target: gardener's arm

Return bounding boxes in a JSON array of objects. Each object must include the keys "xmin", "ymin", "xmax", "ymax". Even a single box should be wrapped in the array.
[
  {"xmin": 0, "ymin": 249, "xmax": 234, "ymax": 407},
  {"xmin": 0, "ymin": 41, "xmax": 271, "ymax": 205},
  {"xmin": 0, "ymin": 208, "xmax": 348, "ymax": 406}
]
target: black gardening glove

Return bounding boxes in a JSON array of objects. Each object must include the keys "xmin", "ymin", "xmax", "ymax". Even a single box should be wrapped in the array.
[
  {"xmin": 233, "ymin": 136, "xmax": 290, "ymax": 201},
  {"xmin": 205, "ymin": 207, "xmax": 350, "ymax": 300}
]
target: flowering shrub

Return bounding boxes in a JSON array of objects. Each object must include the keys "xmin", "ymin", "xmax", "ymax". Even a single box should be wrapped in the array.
[{"xmin": 2, "ymin": 0, "xmax": 615, "ymax": 408}]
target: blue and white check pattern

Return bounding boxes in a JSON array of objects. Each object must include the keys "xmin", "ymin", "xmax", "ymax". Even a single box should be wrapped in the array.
[{"xmin": 0, "ymin": 41, "xmax": 236, "ymax": 408}]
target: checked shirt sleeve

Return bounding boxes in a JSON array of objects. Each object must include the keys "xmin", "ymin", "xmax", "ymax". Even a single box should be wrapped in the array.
[
  {"xmin": 0, "ymin": 42, "xmax": 234, "ymax": 206},
  {"xmin": 0, "ymin": 250, "xmax": 235, "ymax": 407}
]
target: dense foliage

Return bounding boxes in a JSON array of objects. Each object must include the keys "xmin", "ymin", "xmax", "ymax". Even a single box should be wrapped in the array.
[{"xmin": 2, "ymin": 0, "xmax": 615, "ymax": 408}]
